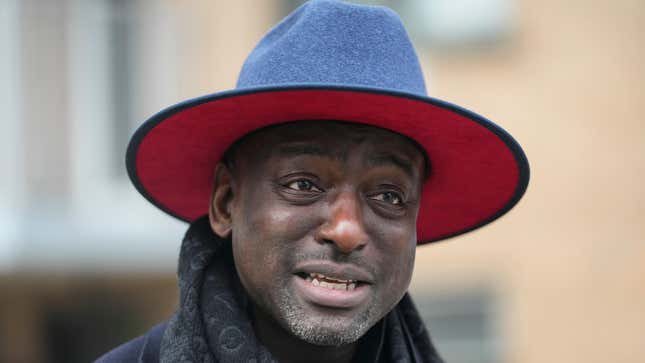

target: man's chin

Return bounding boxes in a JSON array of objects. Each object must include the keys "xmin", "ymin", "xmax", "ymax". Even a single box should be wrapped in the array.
[
  {"xmin": 286, "ymin": 318, "xmax": 369, "ymax": 346},
  {"xmin": 278, "ymin": 303, "xmax": 377, "ymax": 346},
  {"xmin": 270, "ymin": 280, "xmax": 384, "ymax": 346}
]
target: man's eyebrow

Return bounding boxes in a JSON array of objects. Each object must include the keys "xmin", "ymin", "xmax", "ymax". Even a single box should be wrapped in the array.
[{"xmin": 367, "ymin": 153, "xmax": 416, "ymax": 178}]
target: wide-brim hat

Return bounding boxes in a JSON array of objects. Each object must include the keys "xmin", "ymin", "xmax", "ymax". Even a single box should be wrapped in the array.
[{"xmin": 127, "ymin": 0, "xmax": 529, "ymax": 245}]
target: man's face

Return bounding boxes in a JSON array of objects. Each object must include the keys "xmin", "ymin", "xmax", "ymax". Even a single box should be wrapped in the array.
[{"xmin": 217, "ymin": 121, "xmax": 426, "ymax": 346}]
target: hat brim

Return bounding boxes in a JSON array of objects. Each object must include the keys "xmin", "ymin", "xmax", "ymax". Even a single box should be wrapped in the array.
[{"xmin": 127, "ymin": 85, "xmax": 529, "ymax": 244}]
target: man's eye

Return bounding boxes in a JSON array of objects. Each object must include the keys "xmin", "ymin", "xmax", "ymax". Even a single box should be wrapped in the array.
[
  {"xmin": 370, "ymin": 191, "xmax": 403, "ymax": 205},
  {"xmin": 286, "ymin": 180, "xmax": 321, "ymax": 192}
]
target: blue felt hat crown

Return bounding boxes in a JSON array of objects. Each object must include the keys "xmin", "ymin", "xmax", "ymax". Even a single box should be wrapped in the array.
[{"xmin": 237, "ymin": 0, "xmax": 426, "ymax": 95}]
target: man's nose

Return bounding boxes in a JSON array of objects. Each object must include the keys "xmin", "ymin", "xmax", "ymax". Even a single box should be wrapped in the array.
[{"xmin": 315, "ymin": 191, "xmax": 368, "ymax": 254}]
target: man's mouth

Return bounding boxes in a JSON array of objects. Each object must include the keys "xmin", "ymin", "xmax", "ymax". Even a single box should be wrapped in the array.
[
  {"xmin": 303, "ymin": 272, "xmax": 357, "ymax": 291},
  {"xmin": 291, "ymin": 261, "xmax": 373, "ymax": 308}
]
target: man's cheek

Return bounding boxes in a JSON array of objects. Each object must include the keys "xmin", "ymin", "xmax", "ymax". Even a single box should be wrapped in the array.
[
  {"xmin": 381, "ymin": 245, "xmax": 415, "ymax": 301},
  {"xmin": 250, "ymin": 205, "xmax": 319, "ymax": 244}
]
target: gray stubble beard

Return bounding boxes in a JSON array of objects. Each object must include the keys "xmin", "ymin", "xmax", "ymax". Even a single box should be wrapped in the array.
[{"xmin": 277, "ymin": 290, "xmax": 377, "ymax": 346}]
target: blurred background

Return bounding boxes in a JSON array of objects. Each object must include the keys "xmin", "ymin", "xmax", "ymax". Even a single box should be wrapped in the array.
[{"xmin": 0, "ymin": 0, "xmax": 643, "ymax": 362}]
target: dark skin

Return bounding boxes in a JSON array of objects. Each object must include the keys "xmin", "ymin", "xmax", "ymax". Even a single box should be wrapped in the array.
[{"xmin": 209, "ymin": 121, "xmax": 426, "ymax": 363}]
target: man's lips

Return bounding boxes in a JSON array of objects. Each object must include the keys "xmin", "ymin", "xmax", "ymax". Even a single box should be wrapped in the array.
[
  {"xmin": 293, "ymin": 261, "xmax": 374, "ymax": 284},
  {"xmin": 292, "ymin": 261, "xmax": 373, "ymax": 308}
]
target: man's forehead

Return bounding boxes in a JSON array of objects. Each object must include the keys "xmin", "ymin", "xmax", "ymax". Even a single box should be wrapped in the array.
[
  {"xmin": 225, "ymin": 121, "xmax": 429, "ymax": 180},
  {"xmin": 239, "ymin": 121, "xmax": 425, "ymax": 158}
]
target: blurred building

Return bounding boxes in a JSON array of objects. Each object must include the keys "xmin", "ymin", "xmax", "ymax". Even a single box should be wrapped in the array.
[{"xmin": 0, "ymin": 0, "xmax": 643, "ymax": 362}]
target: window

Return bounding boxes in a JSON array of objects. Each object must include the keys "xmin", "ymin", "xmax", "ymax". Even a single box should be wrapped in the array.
[
  {"xmin": 415, "ymin": 290, "xmax": 502, "ymax": 363},
  {"xmin": 26, "ymin": 0, "xmax": 187, "ymax": 271},
  {"xmin": 108, "ymin": 0, "xmax": 138, "ymax": 177},
  {"xmin": 282, "ymin": 0, "xmax": 515, "ymax": 49}
]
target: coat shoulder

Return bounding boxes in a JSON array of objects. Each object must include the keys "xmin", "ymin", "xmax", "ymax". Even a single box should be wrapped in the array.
[{"xmin": 94, "ymin": 321, "xmax": 168, "ymax": 363}]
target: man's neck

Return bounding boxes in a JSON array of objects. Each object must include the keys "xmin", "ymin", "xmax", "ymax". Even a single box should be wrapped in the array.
[{"xmin": 250, "ymin": 304, "xmax": 357, "ymax": 363}]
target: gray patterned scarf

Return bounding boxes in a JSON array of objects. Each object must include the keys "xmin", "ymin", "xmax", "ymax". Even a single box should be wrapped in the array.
[{"xmin": 160, "ymin": 217, "xmax": 444, "ymax": 363}]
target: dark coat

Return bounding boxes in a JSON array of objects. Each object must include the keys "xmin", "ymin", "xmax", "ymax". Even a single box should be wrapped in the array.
[{"xmin": 94, "ymin": 322, "xmax": 167, "ymax": 363}]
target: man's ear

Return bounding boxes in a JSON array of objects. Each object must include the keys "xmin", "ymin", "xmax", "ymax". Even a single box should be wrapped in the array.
[{"xmin": 209, "ymin": 163, "xmax": 235, "ymax": 238}]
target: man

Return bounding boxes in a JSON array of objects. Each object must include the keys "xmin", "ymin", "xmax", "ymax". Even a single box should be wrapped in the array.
[{"xmin": 97, "ymin": 0, "xmax": 529, "ymax": 362}]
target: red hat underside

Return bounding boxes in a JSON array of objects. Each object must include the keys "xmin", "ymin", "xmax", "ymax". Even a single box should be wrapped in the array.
[{"xmin": 133, "ymin": 89, "xmax": 522, "ymax": 244}]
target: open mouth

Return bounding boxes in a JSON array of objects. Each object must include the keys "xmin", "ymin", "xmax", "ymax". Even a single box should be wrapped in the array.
[
  {"xmin": 293, "ymin": 271, "xmax": 371, "ymax": 308},
  {"xmin": 300, "ymin": 272, "xmax": 358, "ymax": 291},
  {"xmin": 301, "ymin": 273, "xmax": 358, "ymax": 291}
]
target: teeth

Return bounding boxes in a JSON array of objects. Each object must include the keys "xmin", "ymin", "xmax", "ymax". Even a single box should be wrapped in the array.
[
  {"xmin": 331, "ymin": 282, "xmax": 345, "ymax": 290},
  {"xmin": 306, "ymin": 273, "xmax": 358, "ymax": 291},
  {"xmin": 307, "ymin": 272, "xmax": 356, "ymax": 284}
]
